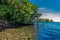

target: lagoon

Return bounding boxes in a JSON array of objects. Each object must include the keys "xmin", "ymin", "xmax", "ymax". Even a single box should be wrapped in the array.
[{"xmin": 36, "ymin": 22, "xmax": 60, "ymax": 40}]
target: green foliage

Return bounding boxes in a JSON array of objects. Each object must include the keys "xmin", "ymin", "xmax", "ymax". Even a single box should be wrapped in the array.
[
  {"xmin": 0, "ymin": 0, "xmax": 38, "ymax": 24},
  {"xmin": 39, "ymin": 18, "xmax": 53, "ymax": 22}
]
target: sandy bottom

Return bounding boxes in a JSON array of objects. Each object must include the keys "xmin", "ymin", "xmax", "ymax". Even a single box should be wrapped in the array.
[{"xmin": 0, "ymin": 26, "xmax": 36, "ymax": 40}]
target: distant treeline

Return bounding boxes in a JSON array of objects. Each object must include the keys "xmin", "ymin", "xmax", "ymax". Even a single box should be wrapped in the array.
[{"xmin": 39, "ymin": 18, "xmax": 53, "ymax": 22}]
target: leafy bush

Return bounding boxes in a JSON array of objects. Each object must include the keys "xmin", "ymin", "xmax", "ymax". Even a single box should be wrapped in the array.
[{"xmin": 0, "ymin": 0, "xmax": 38, "ymax": 24}]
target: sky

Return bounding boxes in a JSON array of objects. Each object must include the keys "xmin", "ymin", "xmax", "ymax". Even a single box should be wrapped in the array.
[
  {"xmin": 30, "ymin": 0, "xmax": 60, "ymax": 22},
  {"xmin": 30, "ymin": 0, "xmax": 60, "ymax": 12}
]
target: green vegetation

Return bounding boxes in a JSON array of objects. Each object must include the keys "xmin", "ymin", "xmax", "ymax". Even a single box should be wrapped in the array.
[
  {"xmin": 0, "ymin": 0, "xmax": 37, "ymax": 39},
  {"xmin": 39, "ymin": 18, "xmax": 53, "ymax": 22},
  {"xmin": 0, "ymin": 0, "xmax": 38, "ymax": 24}
]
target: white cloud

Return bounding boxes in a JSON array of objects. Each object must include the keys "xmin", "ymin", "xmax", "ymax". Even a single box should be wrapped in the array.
[{"xmin": 38, "ymin": 7, "xmax": 60, "ymax": 22}]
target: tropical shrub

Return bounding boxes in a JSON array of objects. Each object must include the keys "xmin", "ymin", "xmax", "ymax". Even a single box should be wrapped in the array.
[{"xmin": 0, "ymin": 0, "xmax": 38, "ymax": 24}]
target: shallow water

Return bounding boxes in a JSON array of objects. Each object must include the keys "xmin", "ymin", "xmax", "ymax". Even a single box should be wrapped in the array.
[{"xmin": 36, "ymin": 22, "xmax": 60, "ymax": 40}]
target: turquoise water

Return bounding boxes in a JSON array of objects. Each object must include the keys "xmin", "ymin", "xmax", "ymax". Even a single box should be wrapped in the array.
[{"xmin": 36, "ymin": 22, "xmax": 60, "ymax": 40}]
